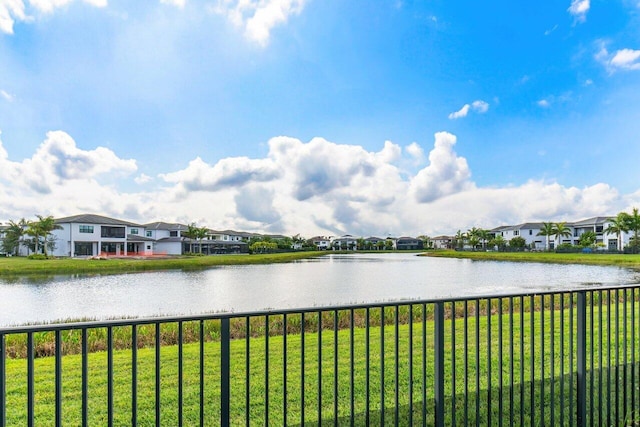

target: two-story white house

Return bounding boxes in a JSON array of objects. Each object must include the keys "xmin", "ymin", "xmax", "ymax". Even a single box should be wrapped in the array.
[
  {"xmin": 144, "ymin": 221, "xmax": 188, "ymax": 255},
  {"xmin": 491, "ymin": 223, "xmax": 545, "ymax": 250},
  {"xmin": 51, "ymin": 214, "xmax": 152, "ymax": 257}
]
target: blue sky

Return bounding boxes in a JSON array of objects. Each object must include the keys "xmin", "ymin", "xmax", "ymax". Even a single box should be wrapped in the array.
[{"xmin": 1, "ymin": 0, "xmax": 640, "ymax": 236}]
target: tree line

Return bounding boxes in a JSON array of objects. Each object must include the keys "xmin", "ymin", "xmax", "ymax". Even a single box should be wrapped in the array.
[
  {"xmin": 452, "ymin": 208, "xmax": 640, "ymax": 252},
  {"xmin": 1, "ymin": 215, "xmax": 61, "ymax": 257}
]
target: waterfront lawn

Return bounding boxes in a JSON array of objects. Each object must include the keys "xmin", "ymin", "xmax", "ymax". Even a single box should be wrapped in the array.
[
  {"xmin": 3, "ymin": 302, "xmax": 637, "ymax": 425},
  {"xmin": 0, "ymin": 251, "xmax": 326, "ymax": 276},
  {"xmin": 423, "ymin": 250, "xmax": 640, "ymax": 269}
]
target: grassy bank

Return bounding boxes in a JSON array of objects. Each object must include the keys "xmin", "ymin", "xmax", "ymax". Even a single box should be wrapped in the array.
[
  {"xmin": 0, "ymin": 251, "xmax": 326, "ymax": 276},
  {"xmin": 3, "ymin": 302, "xmax": 637, "ymax": 425},
  {"xmin": 422, "ymin": 249, "xmax": 640, "ymax": 269}
]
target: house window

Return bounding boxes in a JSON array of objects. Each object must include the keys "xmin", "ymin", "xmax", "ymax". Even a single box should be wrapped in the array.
[
  {"xmin": 514, "ymin": 230, "xmax": 519, "ymax": 236},
  {"xmin": 529, "ymin": 230, "xmax": 533, "ymax": 235},
  {"xmin": 170, "ymin": 231, "xmax": 178, "ymax": 237},
  {"xmin": 101, "ymin": 226, "xmax": 125, "ymax": 238},
  {"xmin": 147, "ymin": 245, "xmax": 151, "ymax": 250},
  {"xmin": 79, "ymin": 225, "xmax": 94, "ymax": 233},
  {"xmin": 130, "ymin": 228, "xmax": 139, "ymax": 235},
  {"xmin": 595, "ymin": 225, "xmax": 603, "ymax": 233},
  {"xmin": 146, "ymin": 231, "xmax": 153, "ymax": 237}
]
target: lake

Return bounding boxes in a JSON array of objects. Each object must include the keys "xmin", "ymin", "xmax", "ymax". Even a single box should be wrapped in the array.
[{"xmin": 1, "ymin": 253, "xmax": 638, "ymax": 325}]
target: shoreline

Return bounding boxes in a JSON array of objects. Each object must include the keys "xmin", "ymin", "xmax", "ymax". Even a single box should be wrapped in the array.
[
  {"xmin": 421, "ymin": 249, "xmax": 640, "ymax": 270},
  {"xmin": 0, "ymin": 251, "xmax": 328, "ymax": 277}
]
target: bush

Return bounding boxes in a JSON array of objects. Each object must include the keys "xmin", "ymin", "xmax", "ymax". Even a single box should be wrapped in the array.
[{"xmin": 27, "ymin": 254, "xmax": 48, "ymax": 260}]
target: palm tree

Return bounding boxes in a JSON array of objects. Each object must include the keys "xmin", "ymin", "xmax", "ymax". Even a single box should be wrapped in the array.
[
  {"xmin": 624, "ymin": 207, "xmax": 640, "ymax": 253},
  {"xmin": 551, "ymin": 222, "xmax": 572, "ymax": 249},
  {"xmin": 604, "ymin": 212, "xmax": 629, "ymax": 252},
  {"xmin": 34, "ymin": 215, "xmax": 62, "ymax": 257},
  {"xmin": 3, "ymin": 219, "xmax": 27, "ymax": 255},
  {"xmin": 537, "ymin": 222, "xmax": 555, "ymax": 251},
  {"xmin": 467, "ymin": 227, "xmax": 482, "ymax": 250},
  {"xmin": 454, "ymin": 230, "xmax": 466, "ymax": 250},
  {"xmin": 183, "ymin": 223, "xmax": 199, "ymax": 253},
  {"xmin": 477, "ymin": 229, "xmax": 490, "ymax": 250},
  {"xmin": 489, "ymin": 234, "xmax": 506, "ymax": 251},
  {"xmin": 194, "ymin": 226, "xmax": 209, "ymax": 254}
]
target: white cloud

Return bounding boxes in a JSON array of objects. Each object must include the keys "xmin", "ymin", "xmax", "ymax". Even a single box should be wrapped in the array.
[
  {"xmin": 537, "ymin": 99, "xmax": 551, "ymax": 108},
  {"xmin": 409, "ymin": 132, "xmax": 473, "ymax": 203},
  {"xmin": 471, "ymin": 100, "xmax": 489, "ymax": 113},
  {"xmin": 134, "ymin": 173, "xmax": 152, "ymax": 184},
  {"xmin": 568, "ymin": 0, "xmax": 589, "ymax": 23},
  {"xmin": 0, "ymin": 0, "xmax": 29, "ymax": 34},
  {"xmin": 405, "ymin": 142, "xmax": 424, "ymax": 164},
  {"xmin": 448, "ymin": 100, "xmax": 489, "ymax": 119},
  {"xmin": 0, "ymin": 130, "xmax": 636, "ymax": 237},
  {"xmin": 0, "ymin": 0, "xmax": 106, "ymax": 34},
  {"xmin": 0, "ymin": 90, "xmax": 14, "ymax": 101},
  {"xmin": 595, "ymin": 44, "xmax": 640, "ymax": 73},
  {"xmin": 211, "ymin": 0, "xmax": 305, "ymax": 46},
  {"xmin": 544, "ymin": 24, "xmax": 558, "ymax": 36},
  {"xmin": 448, "ymin": 104, "xmax": 470, "ymax": 120},
  {"xmin": 160, "ymin": 0, "xmax": 185, "ymax": 8}
]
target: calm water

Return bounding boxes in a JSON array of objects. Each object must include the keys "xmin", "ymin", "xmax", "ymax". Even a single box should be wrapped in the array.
[{"xmin": 0, "ymin": 253, "xmax": 638, "ymax": 325}]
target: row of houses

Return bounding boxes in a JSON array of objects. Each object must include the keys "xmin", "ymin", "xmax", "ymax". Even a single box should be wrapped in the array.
[
  {"xmin": 430, "ymin": 216, "xmax": 633, "ymax": 251},
  {"xmin": 308, "ymin": 235, "xmax": 425, "ymax": 251},
  {"xmin": 0, "ymin": 213, "xmax": 429, "ymax": 257},
  {"xmin": 0, "ymin": 214, "xmax": 262, "ymax": 257}
]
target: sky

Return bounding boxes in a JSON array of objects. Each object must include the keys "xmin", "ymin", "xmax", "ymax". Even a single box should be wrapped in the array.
[{"xmin": 0, "ymin": 0, "xmax": 640, "ymax": 237}]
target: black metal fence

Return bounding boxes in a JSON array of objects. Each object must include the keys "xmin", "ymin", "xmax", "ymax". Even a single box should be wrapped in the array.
[{"xmin": 1, "ymin": 285, "xmax": 639, "ymax": 426}]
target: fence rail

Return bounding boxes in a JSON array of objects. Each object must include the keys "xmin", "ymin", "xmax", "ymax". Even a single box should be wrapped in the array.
[{"xmin": 1, "ymin": 285, "xmax": 640, "ymax": 426}]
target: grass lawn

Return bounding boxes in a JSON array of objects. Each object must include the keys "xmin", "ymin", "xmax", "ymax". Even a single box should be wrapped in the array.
[
  {"xmin": 0, "ymin": 251, "xmax": 327, "ymax": 276},
  {"xmin": 422, "ymin": 249, "xmax": 640, "ymax": 269},
  {"xmin": 3, "ymin": 298, "xmax": 639, "ymax": 425}
]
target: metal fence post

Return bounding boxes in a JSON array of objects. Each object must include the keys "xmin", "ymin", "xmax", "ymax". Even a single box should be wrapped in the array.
[
  {"xmin": 221, "ymin": 318, "xmax": 230, "ymax": 427},
  {"xmin": 576, "ymin": 292, "xmax": 586, "ymax": 427},
  {"xmin": 435, "ymin": 302, "xmax": 445, "ymax": 427}
]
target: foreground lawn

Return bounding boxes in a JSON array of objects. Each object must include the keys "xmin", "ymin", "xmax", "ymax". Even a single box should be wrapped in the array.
[
  {"xmin": 3, "ymin": 299, "xmax": 639, "ymax": 426},
  {"xmin": 423, "ymin": 250, "xmax": 640, "ymax": 269},
  {"xmin": 0, "ymin": 252, "xmax": 326, "ymax": 276}
]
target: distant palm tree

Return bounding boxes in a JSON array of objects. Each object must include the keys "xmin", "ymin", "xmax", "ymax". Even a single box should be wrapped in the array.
[
  {"xmin": 551, "ymin": 222, "xmax": 572, "ymax": 249},
  {"xmin": 624, "ymin": 208, "xmax": 640, "ymax": 253},
  {"xmin": 489, "ymin": 234, "xmax": 506, "ymax": 251},
  {"xmin": 537, "ymin": 222, "xmax": 555, "ymax": 251},
  {"xmin": 604, "ymin": 212, "xmax": 629, "ymax": 252},
  {"xmin": 34, "ymin": 215, "xmax": 62, "ymax": 257},
  {"xmin": 454, "ymin": 230, "xmax": 465, "ymax": 250},
  {"xmin": 3, "ymin": 219, "xmax": 27, "ymax": 255},
  {"xmin": 194, "ymin": 226, "xmax": 209, "ymax": 254}
]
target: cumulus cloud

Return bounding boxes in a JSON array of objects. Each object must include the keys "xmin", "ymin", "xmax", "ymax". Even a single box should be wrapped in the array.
[
  {"xmin": 160, "ymin": 155, "xmax": 279, "ymax": 193},
  {"xmin": 409, "ymin": 132, "xmax": 473, "ymax": 203},
  {"xmin": 211, "ymin": 0, "xmax": 305, "ymax": 46},
  {"xmin": 0, "ymin": 130, "xmax": 637, "ymax": 237},
  {"xmin": 595, "ymin": 43, "xmax": 640, "ymax": 73},
  {"xmin": 0, "ymin": 131, "xmax": 136, "ymax": 194},
  {"xmin": 568, "ymin": 0, "xmax": 589, "ymax": 23},
  {"xmin": 448, "ymin": 100, "xmax": 489, "ymax": 119},
  {"xmin": 0, "ymin": 0, "xmax": 106, "ymax": 33}
]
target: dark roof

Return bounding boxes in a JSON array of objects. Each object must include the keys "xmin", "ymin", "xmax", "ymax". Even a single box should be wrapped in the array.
[
  {"xmin": 432, "ymin": 235, "xmax": 452, "ymax": 240},
  {"xmin": 570, "ymin": 216, "xmax": 613, "ymax": 227},
  {"xmin": 144, "ymin": 221, "xmax": 188, "ymax": 231},
  {"xmin": 127, "ymin": 234, "xmax": 156, "ymax": 242},
  {"xmin": 518, "ymin": 222, "xmax": 544, "ymax": 229},
  {"xmin": 55, "ymin": 214, "xmax": 142, "ymax": 227}
]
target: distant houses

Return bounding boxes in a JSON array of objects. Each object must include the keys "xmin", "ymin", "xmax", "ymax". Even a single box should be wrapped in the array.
[
  {"xmin": 0, "ymin": 213, "xmax": 430, "ymax": 258},
  {"xmin": 3, "ymin": 211, "xmax": 634, "ymax": 258}
]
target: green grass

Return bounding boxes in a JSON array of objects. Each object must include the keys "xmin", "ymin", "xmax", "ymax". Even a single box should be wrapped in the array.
[
  {"xmin": 0, "ymin": 251, "xmax": 327, "ymax": 276},
  {"xmin": 422, "ymin": 249, "xmax": 640, "ymax": 269},
  {"xmin": 3, "ymin": 296, "xmax": 640, "ymax": 425}
]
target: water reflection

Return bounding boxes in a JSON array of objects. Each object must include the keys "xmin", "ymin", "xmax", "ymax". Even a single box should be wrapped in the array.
[{"xmin": 0, "ymin": 253, "xmax": 638, "ymax": 325}]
